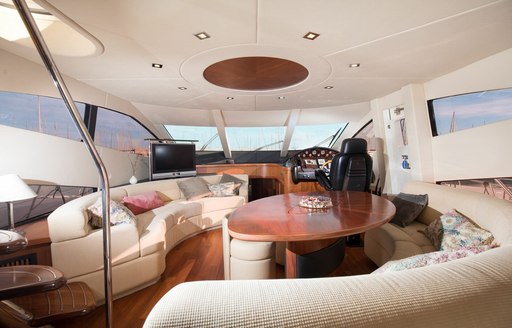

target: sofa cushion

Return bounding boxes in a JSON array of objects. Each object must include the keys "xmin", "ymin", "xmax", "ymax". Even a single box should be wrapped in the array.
[
  {"xmin": 207, "ymin": 182, "xmax": 237, "ymax": 197},
  {"xmin": 390, "ymin": 193, "xmax": 428, "ymax": 227},
  {"xmin": 123, "ymin": 191, "xmax": 165, "ymax": 215},
  {"xmin": 87, "ymin": 198, "xmax": 136, "ymax": 228},
  {"xmin": 220, "ymin": 174, "xmax": 246, "ymax": 194},
  {"xmin": 177, "ymin": 177, "xmax": 212, "ymax": 200},
  {"xmin": 188, "ymin": 196, "xmax": 246, "ymax": 214},
  {"xmin": 373, "ymin": 246, "xmax": 494, "ymax": 273},
  {"xmin": 424, "ymin": 209, "xmax": 497, "ymax": 251}
]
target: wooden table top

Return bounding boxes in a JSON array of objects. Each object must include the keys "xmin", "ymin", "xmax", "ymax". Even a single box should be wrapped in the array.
[
  {"xmin": 228, "ymin": 191, "xmax": 396, "ymax": 242},
  {"xmin": 0, "ymin": 265, "xmax": 66, "ymax": 300},
  {"xmin": 0, "ymin": 230, "xmax": 27, "ymax": 255}
]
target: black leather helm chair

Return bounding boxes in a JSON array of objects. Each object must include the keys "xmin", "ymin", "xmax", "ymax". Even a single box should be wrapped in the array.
[{"xmin": 315, "ymin": 138, "xmax": 373, "ymax": 192}]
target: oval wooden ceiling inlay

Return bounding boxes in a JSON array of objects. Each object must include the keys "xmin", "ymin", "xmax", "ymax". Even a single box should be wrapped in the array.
[{"xmin": 203, "ymin": 57, "xmax": 309, "ymax": 91}]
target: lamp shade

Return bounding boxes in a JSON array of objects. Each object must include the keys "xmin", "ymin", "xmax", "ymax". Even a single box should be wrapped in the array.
[{"xmin": 0, "ymin": 174, "xmax": 37, "ymax": 202}]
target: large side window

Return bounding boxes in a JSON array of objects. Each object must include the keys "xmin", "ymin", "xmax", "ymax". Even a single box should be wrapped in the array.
[
  {"xmin": 428, "ymin": 88, "xmax": 512, "ymax": 136},
  {"xmin": 0, "ymin": 91, "xmax": 85, "ymax": 140},
  {"xmin": 94, "ymin": 107, "xmax": 154, "ymax": 154}
]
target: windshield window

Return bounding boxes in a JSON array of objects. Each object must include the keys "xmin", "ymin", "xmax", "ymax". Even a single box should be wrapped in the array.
[
  {"xmin": 165, "ymin": 125, "xmax": 222, "ymax": 151},
  {"xmin": 226, "ymin": 126, "xmax": 285, "ymax": 151},
  {"xmin": 289, "ymin": 123, "xmax": 346, "ymax": 150}
]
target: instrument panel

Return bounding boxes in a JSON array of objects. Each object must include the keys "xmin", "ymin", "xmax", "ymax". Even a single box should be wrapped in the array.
[{"xmin": 288, "ymin": 147, "xmax": 339, "ymax": 183}]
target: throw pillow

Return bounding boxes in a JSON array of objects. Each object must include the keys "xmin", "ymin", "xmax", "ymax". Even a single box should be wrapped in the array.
[
  {"xmin": 372, "ymin": 246, "xmax": 494, "ymax": 274},
  {"xmin": 122, "ymin": 191, "xmax": 165, "ymax": 215},
  {"xmin": 389, "ymin": 193, "xmax": 428, "ymax": 227},
  {"xmin": 208, "ymin": 182, "xmax": 236, "ymax": 197},
  {"xmin": 219, "ymin": 174, "xmax": 245, "ymax": 195},
  {"xmin": 177, "ymin": 177, "xmax": 212, "ymax": 200},
  {"xmin": 87, "ymin": 198, "xmax": 136, "ymax": 228},
  {"xmin": 424, "ymin": 209, "xmax": 497, "ymax": 251}
]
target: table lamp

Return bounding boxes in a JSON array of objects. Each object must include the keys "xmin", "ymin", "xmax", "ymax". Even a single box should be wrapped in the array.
[{"xmin": 0, "ymin": 174, "xmax": 37, "ymax": 231}]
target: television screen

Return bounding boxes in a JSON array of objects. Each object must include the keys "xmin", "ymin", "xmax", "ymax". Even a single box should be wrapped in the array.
[{"xmin": 150, "ymin": 143, "xmax": 196, "ymax": 180}]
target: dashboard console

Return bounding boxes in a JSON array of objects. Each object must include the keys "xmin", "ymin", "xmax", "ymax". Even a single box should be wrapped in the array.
[{"xmin": 287, "ymin": 147, "xmax": 339, "ymax": 183}]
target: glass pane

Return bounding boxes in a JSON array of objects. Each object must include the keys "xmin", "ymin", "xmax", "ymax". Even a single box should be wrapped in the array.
[
  {"xmin": 353, "ymin": 121, "xmax": 375, "ymax": 150},
  {"xmin": 289, "ymin": 124, "xmax": 346, "ymax": 150},
  {"xmin": 430, "ymin": 88, "xmax": 512, "ymax": 136},
  {"xmin": 95, "ymin": 107, "xmax": 153, "ymax": 153},
  {"xmin": 227, "ymin": 127, "xmax": 285, "ymax": 151},
  {"xmin": 39, "ymin": 96, "xmax": 85, "ymax": 140},
  {"xmin": 0, "ymin": 185, "xmax": 94, "ymax": 229},
  {"xmin": 438, "ymin": 178, "xmax": 512, "ymax": 202},
  {"xmin": 0, "ymin": 91, "xmax": 85, "ymax": 140},
  {"xmin": 0, "ymin": 91, "xmax": 39, "ymax": 131},
  {"xmin": 165, "ymin": 125, "xmax": 222, "ymax": 151}
]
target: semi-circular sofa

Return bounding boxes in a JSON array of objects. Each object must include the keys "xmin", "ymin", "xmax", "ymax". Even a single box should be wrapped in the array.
[
  {"xmin": 144, "ymin": 181, "xmax": 512, "ymax": 327},
  {"xmin": 47, "ymin": 174, "xmax": 248, "ymax": 302}
]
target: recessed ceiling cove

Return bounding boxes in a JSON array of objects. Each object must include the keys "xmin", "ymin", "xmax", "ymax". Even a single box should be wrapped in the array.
[{"xmin": 203, "ymin": 56, "xmax": 308, "ymax": 91}]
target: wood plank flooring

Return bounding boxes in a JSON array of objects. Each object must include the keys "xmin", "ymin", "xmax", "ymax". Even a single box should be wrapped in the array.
[{"xmin": 0, "ymin": 229, "xmax": 377, "ymax": 328}]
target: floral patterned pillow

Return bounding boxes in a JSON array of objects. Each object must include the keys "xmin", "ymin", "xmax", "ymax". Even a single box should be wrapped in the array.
[
  {"xmin": 87, "ymin": 198, "xmax": 136, "ymax": 228},
  {"xmin": 207, "ymin": 182, "xmax": 236, "ymax": 197},
  {"xmin": 424, "ymin": 209, "xmax": 497, "ymax": 251},
  {"xmin": 373, "ymin": 246, "xmax": 493, "ymax": 273}
]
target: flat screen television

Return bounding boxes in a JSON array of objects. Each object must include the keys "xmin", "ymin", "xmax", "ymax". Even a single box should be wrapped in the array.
[{"xmin": 150, "ymin": 143, "xmax": 196, "ymax": 180}]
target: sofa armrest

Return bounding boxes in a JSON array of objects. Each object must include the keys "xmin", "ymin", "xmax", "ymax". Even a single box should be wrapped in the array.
[
  {"xmin": 144, "ymin": 246, "xmax": 512, "ymax": 328},
  {"xmin": 47, "ymin": 188, "xmax": 128, "ymax": 242}
]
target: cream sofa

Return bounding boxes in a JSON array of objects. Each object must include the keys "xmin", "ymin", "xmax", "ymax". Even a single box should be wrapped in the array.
[
  {"xmin": 364, "ymin": 180, "xmax": 512, "ymax": 266},
  {"xmin": 47, "ymin": 174, "xmax": 248, "ymax": 302},
  {"xmin": 144, "ymin": 181, "xmax": 512, "ymax": 327}
]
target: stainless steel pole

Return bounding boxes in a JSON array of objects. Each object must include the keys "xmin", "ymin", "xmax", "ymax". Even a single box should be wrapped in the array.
[{"xmin": 12, "ymin": 1, "xmax": 114, "ymax": 327}]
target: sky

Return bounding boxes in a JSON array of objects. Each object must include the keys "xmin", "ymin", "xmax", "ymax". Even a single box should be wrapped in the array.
[{"xmin": 432, "ymin": 88, "xmax": 512, "ymax": 135}]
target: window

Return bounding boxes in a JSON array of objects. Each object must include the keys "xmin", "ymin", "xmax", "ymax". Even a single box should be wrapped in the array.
[
  {"xmin": 289, "ymin": 123, "xmax": 347, "ymax": 150},
  {"xmin": 226, "ymin": 126, "xmax": 285, "ymax": 151},
  {"xmin": 165, "ymin": 125, "xmax": 222, "ymax": 151},
  {"xmin": 94, "ymin": 107, "xmax": 154, "ymax": 153},
  {"xmin": 0, "ymin": 91, "xmax": 85, "ymax": 140},
  {"xmin": 0, "ymin": 184, "xmax": 94, "ymax": 229},
  {"xmin": 353, "ymin": 120, "xmax": 375, "ymax": 150},
  {"xmin": 428, "ymin": 88, "xmax": 512, "ymax": 136},
  {"xmin": 439, "ymin": 178, "xmax": 512, "ymax": 202}
]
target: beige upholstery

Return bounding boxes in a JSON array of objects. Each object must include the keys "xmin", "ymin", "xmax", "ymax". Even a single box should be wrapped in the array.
[
  {"xmin": 145, "ymin": 245, "xmax": 512, "ymax": 328},
  {"xmin": 222, "ymin": 216, "xmax": 276, "ymax": 280},
  {"xmin": 144, "ymin": 181, "xmax": 512, "ymax": 327},
  {"xmin": 47, "ymin": 174, "xmax": 248, "ymax": 302},
  {"xmin": 364, "ymin": 181, "xmax": 512, "ymax": 266}
]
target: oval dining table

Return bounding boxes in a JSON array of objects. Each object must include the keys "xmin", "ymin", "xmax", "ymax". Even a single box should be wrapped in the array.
[{"xmin": 228, "ymin": 191, "xmax": 396, "ymax": 278}]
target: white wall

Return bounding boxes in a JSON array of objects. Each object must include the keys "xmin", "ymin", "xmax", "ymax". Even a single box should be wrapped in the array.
[
  {"xmin": 0, "ymin": 49, "xmax": 163, "ymax": 139},
  {"xmin": 0, "ymin": 49, "xmax": 157, "ymax": 187},
  {"xmin": 0, "ymin": 125, "xmax": 149, "ymax": 187},
  {"xmin": 371, "ymin": 48, "xmax": 512, "ymax": 193}
]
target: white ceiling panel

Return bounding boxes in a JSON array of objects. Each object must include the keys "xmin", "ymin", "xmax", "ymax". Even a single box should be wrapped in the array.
[{"xmin": 1, "ymin": 0, "xmax": 510, "ymax": 129}]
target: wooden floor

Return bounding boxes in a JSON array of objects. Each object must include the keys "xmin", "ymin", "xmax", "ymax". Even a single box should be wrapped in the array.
[{"xmin": 0, "ymin": 229, "xmax": 377, "ymax": 328}]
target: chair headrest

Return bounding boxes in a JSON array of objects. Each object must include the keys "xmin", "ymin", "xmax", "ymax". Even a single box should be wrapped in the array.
[{"xmin": 340, "ymin": 138, "xmax": 368, "ymax": 155}]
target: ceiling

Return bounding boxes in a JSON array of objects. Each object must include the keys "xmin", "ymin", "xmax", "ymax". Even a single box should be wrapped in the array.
[{"xmin": 2, "ymin": 0, "xmax": 512, "ymax": 128}]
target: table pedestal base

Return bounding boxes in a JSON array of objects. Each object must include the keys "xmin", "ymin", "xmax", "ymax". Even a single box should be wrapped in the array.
[{"xmin": 285, "ymin": 238, "xmax": 345, "ymax": 278}]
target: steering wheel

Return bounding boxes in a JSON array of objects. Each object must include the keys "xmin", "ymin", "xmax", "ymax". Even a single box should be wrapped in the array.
[{"xmin": 320, "ymin": 160, "xmax": 332, "ymax": 173}]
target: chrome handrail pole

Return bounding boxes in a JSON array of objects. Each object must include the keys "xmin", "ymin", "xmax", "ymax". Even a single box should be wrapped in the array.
[{"xmin": 13, "ymin": 1, "xmax": 114, "ymax": 327}]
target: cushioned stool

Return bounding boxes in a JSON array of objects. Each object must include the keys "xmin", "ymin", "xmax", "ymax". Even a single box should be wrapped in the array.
[{"xmin": 222, "ymin": 216, "xmax": 276, "ymax": 280}]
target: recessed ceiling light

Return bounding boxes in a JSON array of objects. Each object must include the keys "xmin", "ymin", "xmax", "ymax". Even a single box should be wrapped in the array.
[
  {"xmin": 194, "ymin": 32, "xmax": 210, "ymax": 40},
  {"xmin": 278, "ymin": 96, "xmax": 286, "ymax": 100},
  {"xmin": 226, "ymin": 97, "xmax": 234, "ymax": 100},
  {"xmin": 303, "ymin": 32, "xmax": 320, "ymax": 40},
  {"xmin": 178, "ymin": 87, "xmax": 187, "ymax": 90},
  {"xmin": 324, "ymin": 86, "xmax": 334, "ymax": 89},
  {"xmin": 152, "ymin": 63, "xmax": 163, "ymax": 68},
  {"xmin": 349, "ymin": 63, "xmax": 360, "ymax": 68}
]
